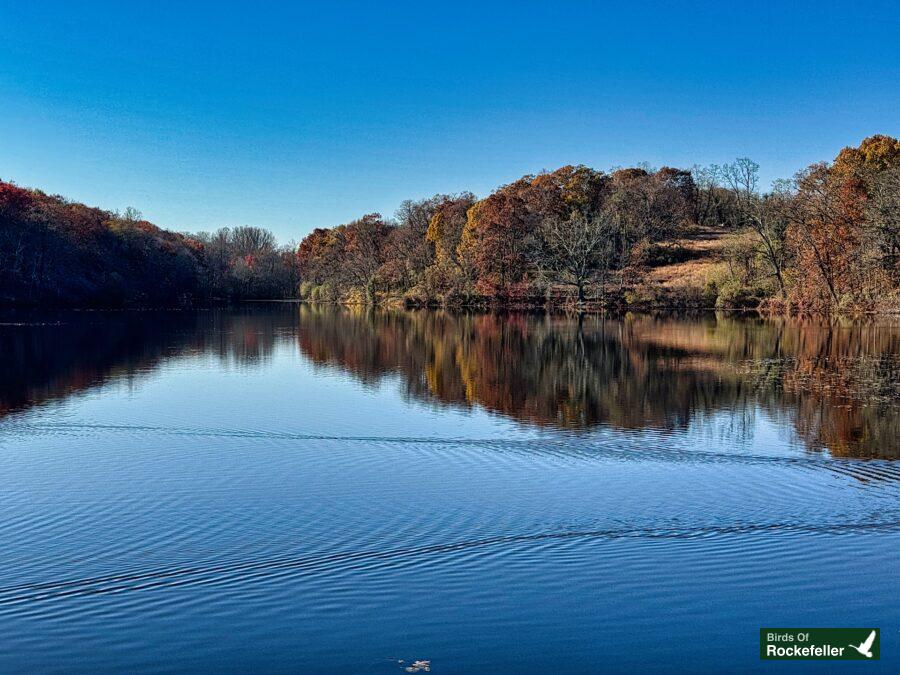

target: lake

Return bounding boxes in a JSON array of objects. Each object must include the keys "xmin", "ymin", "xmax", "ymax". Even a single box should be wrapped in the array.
[{"xmin": 0, "ymin": 305, "xmax": 898, "ymax": 672}]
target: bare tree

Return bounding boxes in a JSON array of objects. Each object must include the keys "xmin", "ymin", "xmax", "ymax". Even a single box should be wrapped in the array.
[
  {"xmin": 122, "ymin": 206, "xmax": 143, "ymax": 223},
  {"xmin": 691, "ymin": 164, "xmax": 740, "ymax": 228},
  {"xmin": 721, "ymin": 158, "xmax": 788, "ymax": 297},
  {"xmin": 341, "ymin": 214, "xmax": 392, "ymax": 303},
  {"xmin": 867, "ymin": 168, "xmax": 900, "ymax": 282},
  {"xmin": 383, "ymin": 196, "xmax": 441, "ymax": 290},
  {"xmin": 231, "ymin": 226, "xmax": 277, "ymax": 258},
  {"xmin": 538, "ymin": 213, "xmax": 616, "ymax": 302}
]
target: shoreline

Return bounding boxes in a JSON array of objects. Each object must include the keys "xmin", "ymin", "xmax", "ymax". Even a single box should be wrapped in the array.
[{"xmin": 3, "ymin": 298, "xmax": 898, "ymax": 318}]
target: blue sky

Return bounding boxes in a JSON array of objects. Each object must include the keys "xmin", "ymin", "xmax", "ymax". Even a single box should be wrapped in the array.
[{"xmin": 1, "ymin": 1, "xmax": 897, "ymax": 242}]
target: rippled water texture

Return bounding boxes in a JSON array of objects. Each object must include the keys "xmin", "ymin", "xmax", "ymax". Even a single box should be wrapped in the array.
[{"xmin": 1, "ymin": 306, "xmax": 898, "ymax": 672}]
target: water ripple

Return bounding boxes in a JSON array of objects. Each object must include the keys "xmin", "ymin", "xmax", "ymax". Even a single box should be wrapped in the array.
[{"xmin": 1, "ymin": 519, "xmax": 897, "ymax": 614}]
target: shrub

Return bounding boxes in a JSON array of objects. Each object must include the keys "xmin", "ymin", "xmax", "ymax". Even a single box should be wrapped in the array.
[{"xmin": 715, "ymin": 279, "xmax": 760, "ymax": 309}]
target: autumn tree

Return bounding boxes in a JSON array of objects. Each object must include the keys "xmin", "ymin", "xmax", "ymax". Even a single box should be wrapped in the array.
[
  {"xmin": 426, "ymin": 194, "xmax": 475, "ymax": 265},
  {"xmin": 297, "ymin": 228, "xmax": 342, "ymax": 285},
  {"xmin": 458, "ymin": 182, "xmax": 535, "ymax": 298},
  {"xmin": 721, "ymin": 158, "xmax": 789, "ymax": 298},
  {"xmin": 341, "ymin": 214, "xmax": 392, "ymax": 303},
  {"xmin": 832, "ymin": 134, "xmax": 900, "ymax": 184},
  {"xmin": 780, "ymin": 163, "xmax": 864, "ymax": 307},
  {"xmin": 557, "ymin": 165, "xmax": 608, "ymax": 217},
  {"xmin": 456, "ymin": 166, "xmax": 612, "ymax": 300},
  {"xmin": 423, "ymin": 193, "xmax": 477, "ymax": 300},
  {"xmin": 0, "ymin": 179, "xmax": 210, "ymax": 305},
  {"xmin": 603, "ymin": 167, "xmax": 694, "ymax": 265},
  {"xmin": 833, "ymin": 136, "xmax": 900, "ymax": 287},
  {"xmin": 531, "ymin": 166, "xmax": 622, "ymax": 301},
  {"xmin": 380, "ymin": 196, "xmax": 441, "ymax": 293}
]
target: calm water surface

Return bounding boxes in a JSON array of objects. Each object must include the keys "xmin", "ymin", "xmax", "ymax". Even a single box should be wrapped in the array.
[{"xmin": 0, "ymin": 306, "xmax": 898, "ymax": 672}]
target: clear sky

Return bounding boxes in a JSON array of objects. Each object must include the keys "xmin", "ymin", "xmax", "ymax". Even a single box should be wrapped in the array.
[{"xmin": 1, "ymin": 1, "xmax": 897, "ymax": 242}]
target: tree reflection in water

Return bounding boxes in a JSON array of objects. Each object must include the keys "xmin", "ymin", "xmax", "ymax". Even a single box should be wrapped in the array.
[
  {"xmin": 1, "ymin": 305, "xmax": 897, "ymax": 458},
  {"xmin": 296, "ymin": 307, "xmax": 900, "ymax": 458}
]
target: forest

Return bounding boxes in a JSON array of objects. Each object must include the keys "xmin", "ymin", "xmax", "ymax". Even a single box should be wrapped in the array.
[
  {"xmin": 297, "ymin": 134, "xmax": 900, "ymax": 313},
  {"xmin": 0, "ymin": 187, "xmax": 300, "ymax": 306},
  {"xmin": 1, "ymin": 135, "xmax": 898, "ymax": 312}
]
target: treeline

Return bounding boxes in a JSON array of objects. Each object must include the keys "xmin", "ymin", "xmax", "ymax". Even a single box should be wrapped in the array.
[
  {"xmin": 0, "ymin": 185, "xmax": 299, "ymax": 306},
  {"xmin": 191, "ymin": 227, "xmax": 300, "ymax": 300},
  {"xmin": 297, "ymin": 167, "xmax": 695, "ymax": 305},
  {"xmin": 298, "ymin": 135, "xmax": 900, "ymax": 312},
  {"xmin": 2, "ymin": 134, "xmax": 898, "ymax": 311}
]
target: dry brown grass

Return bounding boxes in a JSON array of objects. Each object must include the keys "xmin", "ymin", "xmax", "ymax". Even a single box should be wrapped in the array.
[{"xmin": 644, "ymin": 225, "xmax": 735, "ymax": 290}]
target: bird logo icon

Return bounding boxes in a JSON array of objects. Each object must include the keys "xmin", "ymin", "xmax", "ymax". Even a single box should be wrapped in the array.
[{"xmin": 848, "ymin": 630, "xmax": 877, "ymax": 658}]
